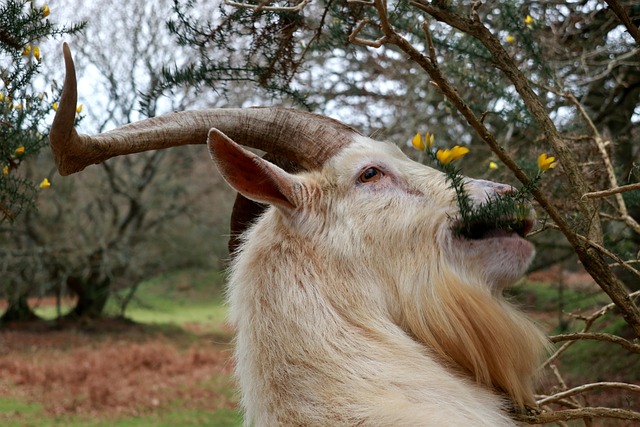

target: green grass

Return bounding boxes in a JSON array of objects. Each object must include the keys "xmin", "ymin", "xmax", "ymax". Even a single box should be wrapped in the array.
[
  {"xmin": 0, "ymin": 397, "xmax": 242, "ymax": 427},
  {"xmin": 33, "ymin": 269, "xmax": 231, "ymax": 334},
  {"xmin": 32, "ymin": 303, "xmax": 73, "ymax": 319},
  {"xmin": 0, "ymin": 397, "xmax": 44, "ymax": 420},
  {"xmin": 115, "ymin": 269, "xmax": 230, "ymax": 335}
]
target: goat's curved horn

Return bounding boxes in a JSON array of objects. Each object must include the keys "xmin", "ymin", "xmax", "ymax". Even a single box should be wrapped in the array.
[
  {"xmin": 50, "ymin": 43, "xmax": 362, "ymax": 254},
  {"xmin": 50, "ymin": 43, "xmax": 361, "ymax": 176}
]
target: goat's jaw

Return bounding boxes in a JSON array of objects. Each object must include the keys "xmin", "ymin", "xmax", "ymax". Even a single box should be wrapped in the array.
[
  {"xmin": 446, "ymin": 181, "xmax": 537, "ymax": 289},
  {"xmin": 450, "ymin": 225, "xmax": 535, "ymax": 289}
]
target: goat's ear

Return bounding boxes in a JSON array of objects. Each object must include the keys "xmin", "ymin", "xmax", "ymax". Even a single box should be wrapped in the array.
[{"xmin": 207, "ymin": 128, "xmax": 301, "ymax": 211}]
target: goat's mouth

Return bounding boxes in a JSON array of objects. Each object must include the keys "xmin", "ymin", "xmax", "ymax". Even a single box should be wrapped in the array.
[{"xmin": 453, "ymin": 217, "xmax": 535, "ymax": 241}]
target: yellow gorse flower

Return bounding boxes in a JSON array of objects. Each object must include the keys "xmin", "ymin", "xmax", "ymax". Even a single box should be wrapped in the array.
[
  {"xmin": 76, "ymin": 104, "xmax": 83, "ymax": 113},
  {"xmin": 21, "ymin": 45, "xmax": 40, "ymax": 60},
  {"xmin": 411, "ymin": 132, "xmax": 434, "ymax": 151},
  {"xmin": 39, "ymin": 178, "xmax": 51, "ymax": 189},
  {"xmin": 436, "ymin": 146, "xmax": 470, "ymax": 165},
  {"xmin": 52, "ymin": 102, "xmax": 58, "ymax": 111},
  {"xmin": 537, "ymin": 153, "xmax": 557, "ymax": 171},
  {"xmin": 43, "ymin": 4, "xmax": 50, "ymax": 17},
  {"xmin": 488, "ymin": 161, "xmax": 498, "ymax": 170},
  {"xmin": 15, "ymin": 146, "xmax": 25, "ymax": 155},
  {"xmin": 525, "ymin": 15, "xmax": 534, "ymax": 26},
  {"xmin": 506, "ymin": 35, "xmax": 516, "ymax": 44},
  {"xmin": 2, "ymin": 165, "xmax": 8, "ymax": 175}
]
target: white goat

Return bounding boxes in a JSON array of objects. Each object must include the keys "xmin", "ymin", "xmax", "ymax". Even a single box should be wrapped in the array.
[{"xmin": 51, "ymin": 43, "xmax": 547, "ymax": 426}]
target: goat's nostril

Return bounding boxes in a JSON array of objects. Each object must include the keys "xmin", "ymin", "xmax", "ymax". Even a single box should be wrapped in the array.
[{"xmin": 495, "ymin": 183, "xmax": 516, "ymax": 194}]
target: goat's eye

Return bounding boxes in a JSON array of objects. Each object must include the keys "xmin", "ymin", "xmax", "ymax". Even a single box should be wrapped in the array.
[{"xmin": 359, "ymin": 167, "xmax": 383, "ymax": 183}]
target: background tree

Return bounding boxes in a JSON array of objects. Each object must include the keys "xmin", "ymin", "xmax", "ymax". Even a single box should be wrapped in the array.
[
  {"xmin": 0, "ymin": 0, "xmax": 83, "ymax": 321},
  {"xmin": 1, "ymin": 0, "xmax": 239, "ymax": 320}
]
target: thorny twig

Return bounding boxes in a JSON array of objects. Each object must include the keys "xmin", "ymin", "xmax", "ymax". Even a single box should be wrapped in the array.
[
  {"xmin": 421, "ymin": 21, "xmax": 437, "ymax": 65},
  {"xmin": 348, "ymin": 18, "xmax": 388, "ymax": 48},
  {"xmin": 548, "ymin": 364, "xmax": 583, "ymax": 409}
]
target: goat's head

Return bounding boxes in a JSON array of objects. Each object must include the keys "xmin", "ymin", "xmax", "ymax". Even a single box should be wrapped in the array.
[
  {"xmin": 51, "ymin": 44, "xmax": 546, "ymax": 416},
  {"xmin": 209, "ymin": 129, "xmax": 544, "ymax": 410}
]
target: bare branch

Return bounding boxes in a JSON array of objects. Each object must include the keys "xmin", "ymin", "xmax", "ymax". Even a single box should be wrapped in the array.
[
  {"xmin": 549, "ymin": 332, "xmax": 640, "ymax": 354},
  {"xmin": 584, "ymin": 238, "xmax": 640, "ymax": 280},
  {"xmin": 225, "ymin": 0, "xmax": 310, "ymax": 12},
  {"xmin": 347, "ymin": 0, "xmax": 374, "ymax": 5},
  {"xmin": 583, "ymin": 183, "xmax": 640, "ymax": 200},
  {"xmin": 348, "ymin": 18, "xmax": 388, "ymax": 48},
  {"xmin": 421, "ymin": 21, "xmax": 437, "ymax": 65},
  {"xmin": 548, "ymin": 364, "xmax": 583, "ymax": 408},
  {"xmin": 543, "ymin": 290, "xmax": 640, "ymax": 367}
]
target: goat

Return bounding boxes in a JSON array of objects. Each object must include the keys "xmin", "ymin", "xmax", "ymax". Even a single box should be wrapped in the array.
[{"xmin": 50, "ymin": 43, "xmax": 548, "ymax": 426}]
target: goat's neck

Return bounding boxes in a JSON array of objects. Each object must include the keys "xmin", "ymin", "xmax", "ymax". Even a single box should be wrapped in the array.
[{"xmin": 228, "ymin": 236, "xmax": 541, "ymax": 425}]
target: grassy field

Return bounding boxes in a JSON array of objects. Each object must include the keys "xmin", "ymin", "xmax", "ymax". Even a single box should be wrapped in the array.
[{"xmin": 1, "ymin": 268, "xmax": 638, "ymax": 426}]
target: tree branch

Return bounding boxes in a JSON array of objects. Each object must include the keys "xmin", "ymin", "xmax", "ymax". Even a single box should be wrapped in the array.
[
  {"xmin": 515, "ymin": 407, "xmax": 640, "ymax": 424},
  {"xmin": 603, "ymin": 0, "xmax": 640, "ymax": 47},
  {"xmin": 549, "ymin": 332, "xmax": 640, "ymax": 354},
  {"xmin": 225, "ymin": 0, "xmax": 311, "ymax": 12},
  {"xmin": 583, "ymin": 183, "xmax": 640, "ymax": 200},
  {"xmin": 537, "ymin": 382, "xmax": 640, "ymax": 405}
]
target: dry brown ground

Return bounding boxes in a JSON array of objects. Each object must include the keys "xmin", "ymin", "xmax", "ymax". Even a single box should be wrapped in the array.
[{"xmin": 0, "ymin": 320, "xmax": 236, "ymax": 419}]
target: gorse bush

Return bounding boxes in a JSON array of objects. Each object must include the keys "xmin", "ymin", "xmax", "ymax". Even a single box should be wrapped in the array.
[{"xmin": 0, "ymin": 0, "xmax": 83, "ymax": 222}]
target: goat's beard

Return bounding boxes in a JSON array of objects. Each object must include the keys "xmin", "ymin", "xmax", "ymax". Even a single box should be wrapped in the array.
[{"xmin": 398, "ymin": 272, "xmax": 548, "ymax": 409}]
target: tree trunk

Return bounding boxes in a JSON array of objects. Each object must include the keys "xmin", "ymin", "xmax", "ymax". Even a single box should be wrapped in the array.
[
  {"xmin": 65, "ymin": 274, "xmax": 111, "ymax": 319},
  {"xmin": 1, "ymin": 293, "xmax": 39, "ymax": 322}
]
